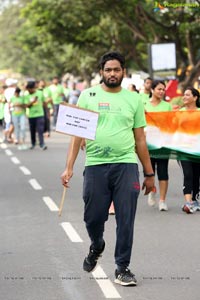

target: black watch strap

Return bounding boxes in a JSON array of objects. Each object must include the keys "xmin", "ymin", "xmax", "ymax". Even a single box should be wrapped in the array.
[{"xmin": 144, "ymin": 173, "xmax": 155, "ymax": 177}]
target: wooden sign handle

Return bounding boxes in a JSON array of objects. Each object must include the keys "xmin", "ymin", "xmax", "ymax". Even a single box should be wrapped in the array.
[{"xmin": 58, "ymin": 186, "xmax": 67, "ymax": 217}]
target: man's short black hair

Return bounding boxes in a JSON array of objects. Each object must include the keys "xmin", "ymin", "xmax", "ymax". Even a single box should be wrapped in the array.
[
  {"xmin": 144, "ymin": 77, "xmax": 153, "ymax": 82},
  {"xmin": 26, "ymin": 81, "xmax": 36, "ymax": 89},
  {"xmin": 99, "ymin": 51, "xmax": 125, "ymax": 70},
  {"xmin": 15, "ymin": 87, "xmax": 21, "ymax": 94}
]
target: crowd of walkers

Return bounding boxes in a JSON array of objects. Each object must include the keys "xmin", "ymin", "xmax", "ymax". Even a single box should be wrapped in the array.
[
  {"xmin": 0, "ymin": 73, "xmax": 199, "ymax": 215},
  {"xmin": 107, "ymin": 77, "xmax": 200, "ymax": 216},
  {"xmin": 0, "ymin": 77, "xmax": 80, "ymax": 150},
  {"xmin": 137, "ymin": 78, "xmax": 200, "ymax": 215}
]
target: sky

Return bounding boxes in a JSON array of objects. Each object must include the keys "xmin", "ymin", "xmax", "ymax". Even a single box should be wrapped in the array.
[{"xmin": 0, "ymin": 0, "xmax": 19, "ymax": 13}]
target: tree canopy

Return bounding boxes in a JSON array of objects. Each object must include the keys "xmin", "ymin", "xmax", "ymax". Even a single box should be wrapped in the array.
[{"xmin": 0, "ymin": 0, "xmax": 199, "ymax": 88}]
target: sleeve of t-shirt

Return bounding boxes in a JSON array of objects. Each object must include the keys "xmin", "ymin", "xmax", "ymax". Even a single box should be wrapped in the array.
[{"xmin": 134, "ymin": 95, "xmax": 146, "ymax": 128}]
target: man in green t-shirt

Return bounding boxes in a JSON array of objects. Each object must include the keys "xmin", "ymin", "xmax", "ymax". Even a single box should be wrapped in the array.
[
  {"xmin": 140, "ymin": 77, "xmax": 153, "ymax": 105},
  {"xmin": 48, "ymin": 77, "xmax": 64, "ymax": 129},
  {"xmin": 61, "ymin": 51, "xmax": 154, "ymax": 286},
  {"xmin": 38, "ymin": 80, "xmax": 53, "ymax": 137},
  {"xmin": 25, "ymin": 81, "xmax": 47, "ymax": 150}
]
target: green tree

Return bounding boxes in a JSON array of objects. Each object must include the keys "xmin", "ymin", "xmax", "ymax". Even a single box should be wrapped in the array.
[{"xmin": 0, "ymin": 0, "xmax": 199, "ymax": 89}]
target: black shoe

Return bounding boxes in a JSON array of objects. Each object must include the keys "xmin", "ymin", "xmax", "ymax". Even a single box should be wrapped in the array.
[
  {"xmin": 40, "ymin": 145, "xmax": 47, "ymax": 150},
  {"xmin": 83, "ymin": 240, "xmax": 105, "ymax": 272},
  {"xmin": 30, "ymin": 145, "xmax": 35, "ymax": 150},
  {"xmin": 114, "ymin": 268, "xmax": 137, "ymax": 286}
]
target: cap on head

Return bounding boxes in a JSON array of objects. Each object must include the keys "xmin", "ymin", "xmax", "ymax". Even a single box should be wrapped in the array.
[{"xmin": 5, "ymin": 78, "xmax": 18, "ymax": 86}]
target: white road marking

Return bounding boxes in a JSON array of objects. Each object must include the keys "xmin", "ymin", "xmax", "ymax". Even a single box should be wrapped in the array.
[
  {"xmin": 11, "ymin": 157, "xmax": 20, "ymax": 164},
  {"xmin": 29, "ymin": 178, "xmax": 42, "ymax": 190},
  {"xmin": 43, "ymin": 197, "xmax": 59, "ymax": 211},
  {"xmin": 19, "ymin": 166, "xmax": 31, "ymax": 175},
  {"xmin": 1, "ymin": 143, "xmax": 7, "ymax": 149},
  {"xmin": 60, "ymin": 222, "xmax": 83, "ymax": 242},
  {"xmin": 5, "ymin": 149, "xmax": 13, "ymax": 156},
  {"xmin": 92, "ymin": 266, "xmax": 121, "ymax": 299}
]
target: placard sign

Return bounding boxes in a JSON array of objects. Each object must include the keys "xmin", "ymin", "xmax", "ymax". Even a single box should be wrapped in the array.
[
  {"xmin": 56, "ymin": 103, "xmax": 99, "ymax": 140},
  {"xmin": 148, "ymin": 43, "xmax": 177, "ymax": 80}
]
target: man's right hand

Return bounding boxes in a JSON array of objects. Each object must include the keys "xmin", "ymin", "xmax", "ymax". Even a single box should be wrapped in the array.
[{"xmin": 60, "ymin": 169, "xmax": 73, "ymax": 188}]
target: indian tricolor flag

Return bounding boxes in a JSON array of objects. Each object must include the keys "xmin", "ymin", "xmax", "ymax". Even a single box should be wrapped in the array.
[{"xmin": 145, "ymin": 111, "xmax": 200, "ymax": 161}]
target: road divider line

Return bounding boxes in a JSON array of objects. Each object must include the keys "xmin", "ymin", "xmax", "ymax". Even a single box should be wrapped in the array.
[
  {"xmin": 11, "ymin": 157, "xmax": 20, "ymax": 164},
  {"xmin": 43, "ymin": 197, "xmax": 59, "ymax": 211},
  {"xmin": 92, "ymin": 266, "xmax": 121, "ymax": 299},
  {"xmin": 5, "ymin": 149, "xmax": 13, "ymax": 156},
  {"xmin": 19, "ymin": 166, "xmax": 31, "ymax": 175},
  {"xmin": 60, "ymin": 222, "xmax": 83, "ymax": 242},
  {"xmin": 29, "ymin": 179, "xmax": 42, "ymax": 190},
  {"xmin": 1, "ymin": 143, "xmax": 7, "ymax": 149}
]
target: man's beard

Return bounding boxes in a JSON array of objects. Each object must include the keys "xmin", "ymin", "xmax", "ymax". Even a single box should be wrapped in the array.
[{"xmin": 102, "ymin": 75, "xmax": 123, "ymax": 88}]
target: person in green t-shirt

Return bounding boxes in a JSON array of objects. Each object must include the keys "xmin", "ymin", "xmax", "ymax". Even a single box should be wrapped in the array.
[
  {"xmin": 0, "ymin": 86, "xmax": 6, "ymax": 142},
  {"xmin": 25, "ymin": 81, "xmax": 47, "ymax": 150},
  {"xmin": 140, "ymin": 77, "xmax": 153, "ymax": 105},
  {"xmin": 48, "ymin": 77, "xmax": 64, "ymax": 128},
  {"xmin": 178, "ymin": 87, "xmax": 200, "ymax": 214},
  {"xmin": 0, "ymin": 86, "xmax": 6, "ymax": 126},
  {"xmin": 62, "ymin": 81, "xmax": 70, "ymax": 102},
  {"xmin": 60, "ymin": 51, "xmax": 154, "ymax": 286},
  {"xmin": 144, "ymin": 80, "xmax": 172, "ymax": 212},
  {"xmin": 10, "ymin": 87, "xmax": 26, "ymax": 146},
  {"xmin": 38, "ymin": 80, "xmax": 53, "ymax": 137}
]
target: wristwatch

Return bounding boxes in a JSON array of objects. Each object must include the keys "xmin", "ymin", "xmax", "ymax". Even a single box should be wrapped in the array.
[{"xmin": 143, "ymin": 173, "xmax": 155, "ymax": 177}]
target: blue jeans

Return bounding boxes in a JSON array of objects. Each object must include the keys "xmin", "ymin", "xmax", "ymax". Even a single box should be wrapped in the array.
[
  {"xmin": 28, "ymin": 116, "xmax": 45, "ymax": 147},
  {"xmin": 53, "ymin": 104, "xmax": 60, "ymax": 127},
  {"xmin": 12, "ymin": 114, "xmax": 26, "ymax": 142}
]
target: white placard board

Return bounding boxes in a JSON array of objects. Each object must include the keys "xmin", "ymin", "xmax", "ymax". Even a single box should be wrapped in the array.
[
  {"xmin": 151, "ymin": 43, "xmax": 176, "ymax": 71},
  {"xmin": 56, "ymin": 103, "xmax": 99, "ymax": 140}
]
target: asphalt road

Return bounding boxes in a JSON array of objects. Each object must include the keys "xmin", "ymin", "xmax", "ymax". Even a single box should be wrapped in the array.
[{"xmin": 0, "ymin": 131, "xmax": 200, "ymax": 300}]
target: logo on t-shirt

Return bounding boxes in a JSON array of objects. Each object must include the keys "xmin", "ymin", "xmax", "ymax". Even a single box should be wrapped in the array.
[{"xmin": 98, "ymin": 103, "xmax": 110, "ymax": 110}]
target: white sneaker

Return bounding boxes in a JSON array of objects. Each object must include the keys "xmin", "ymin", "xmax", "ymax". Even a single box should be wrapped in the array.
[
  {"xmin": 148, "ymin": 192, "xmax": 156, "ymax": 206},
  {"xmin": 159, "ymin": 201, "xmax": 168, "ymax": 211}
]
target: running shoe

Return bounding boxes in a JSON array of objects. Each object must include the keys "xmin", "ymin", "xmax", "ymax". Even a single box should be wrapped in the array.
[
  {"xmin": 182, "ymin": 202, "xmax": 194, "ymax": 214},
  {"xmin": 159, "ymin": 201, "xmax": 168, "ymax": 211},
  {"xmin": 83, "ymin": 240, "xmax": 105, "ymax": 272},
  {"xmin": 148, "ymin": 191, "xmax": 156, "ymax": 206},
  {"xmin": 192, "ymin": 200, "xmax": 200, "ymax": 212},
  {"xmin": 114, "ymin": 268, "xmax": 137, "ymax": 286}
]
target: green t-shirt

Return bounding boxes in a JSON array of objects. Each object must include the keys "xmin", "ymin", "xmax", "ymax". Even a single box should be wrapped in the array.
[
  {"xmin": 49, "ymin": 84, "xmax": 64, "ymax": 104},
  {"xmin": 77, "ymin": 85, "xmax": 146, "ymax": 166},
  {"xmin": 0, "ymin": 95, "xmax": 5, "ymax": 120},
  {"xmin": 140, "ymin": 92, "xmax": 150, "ymax": 105},
  {"xmin": 64, "ymin": 87, "xmax": 70, "ymax": 99},
  {"xmin": 38, "ymin": 87, "xmax": 52, "ymax": 108},
  {"xmin": 43, "ymin": 87, "xmax": 51, "ymax": 98},
  {"xmin": 10, "ymin": 95, "xmax": 26, "ymax": 116},
  {"xmin": 25, "ymin": 91, "xmax": 45, "ymax": 118},
  {"xmin": 145, "ymin": 100, "xmax": 172, "ymax": 112}
]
